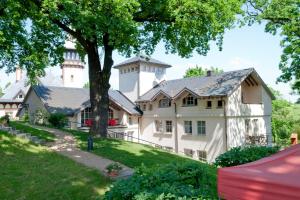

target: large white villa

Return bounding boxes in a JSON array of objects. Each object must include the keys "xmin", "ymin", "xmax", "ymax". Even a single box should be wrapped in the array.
[{"xmin": 1, "ymin": 47, "xmax": 274, "ymax": 162}]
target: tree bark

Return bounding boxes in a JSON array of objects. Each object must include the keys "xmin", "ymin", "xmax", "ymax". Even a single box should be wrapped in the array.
[{"xmin": 86, "ymin": 34, "xmax": 113, "ymax": 138}]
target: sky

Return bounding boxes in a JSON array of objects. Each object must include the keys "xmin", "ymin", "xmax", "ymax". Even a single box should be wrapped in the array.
[{"xmin": 0, "ymin": 23, "xmax": 298, "ymax": 102}]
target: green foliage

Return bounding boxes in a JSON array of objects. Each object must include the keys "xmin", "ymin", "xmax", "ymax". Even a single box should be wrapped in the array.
[
  {"xmin": 106, "ymin": 162, "xmax": 123, "ymax": 173},
  {"xmin": 0, "ymin": 86, "xmax": 3, "ymax": 97},
  {"xmin": 214, "ymin": 145, "xmax": 280, "ymax": 167},
  {"xmin": 246, "ymin": 0, "xmax": 300, "ymax": 93},
  {"xmin": 10, "ymin": 121, "xmax": 55, "ymax": 142},
  {"xmin": 48, "ymin": 113, "xmax": 67, "ymax": 128},
  {"xmin": 104, "ymin": 162, "xmax": 217, "ymax": 200},
  {"xmin": 33, "ymin": 109, "xmax": 49, "ymax": 125},
  {"xmin": 0, "ymin": 115, "xmax": 10, "ymax": 125},
  {"xmin": 83, "ymin": 82, "xmax": 90, "ymax": 89},
  {"xmin": 184, "ymin": 66, "xmax": 224, "ymax": 78}
]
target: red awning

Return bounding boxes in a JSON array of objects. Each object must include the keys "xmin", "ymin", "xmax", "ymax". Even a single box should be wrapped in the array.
[{"xmin": 218, "ymin": 144, "xmax": 300, "ymax": 200}]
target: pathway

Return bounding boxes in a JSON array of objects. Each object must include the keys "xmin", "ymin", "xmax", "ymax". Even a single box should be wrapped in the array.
[{"xmin": 30, "ymin": 125, "xmax": 134, "ymax": 179}]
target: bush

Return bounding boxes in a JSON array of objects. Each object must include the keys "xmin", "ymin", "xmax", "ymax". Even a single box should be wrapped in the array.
[
  {"xmin": 0, "ymin": 115, "xmax": 10, "ymax": 126},
  {"xmin": 33, "ymin": 109, "xmax": 49, "ymax": 125},
  {"xmin": 48, "ymin": 113, "xmax": 67, "ymax": 128},
  {"xmin": 104, "ymin": 162, "xmax": 217, "ymax": 200},
  {"xmin": 214, "ymin": 145, "xmax": 280, "ymax": 167}
]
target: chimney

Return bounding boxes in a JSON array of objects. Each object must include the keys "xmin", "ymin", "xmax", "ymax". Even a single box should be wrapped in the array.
[
  {"xmin": 206, "ymin": 70, "xmax": 212, "ymax": 77},
  {"xmin": 16, "ymin": 67, "xmax": 22, "ymax": 82}
]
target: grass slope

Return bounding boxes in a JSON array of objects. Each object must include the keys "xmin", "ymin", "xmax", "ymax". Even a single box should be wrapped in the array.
[
  {"xmin": 10, "ymin": 121, "xmax": 55, "ymax": 142},
  {"xmin": 0, "ymin": 131, "xmax": 111, "ymax": 200},
  {"xmin": 66, "ymin": 129, "xmax": 198, "ymax": 168}
]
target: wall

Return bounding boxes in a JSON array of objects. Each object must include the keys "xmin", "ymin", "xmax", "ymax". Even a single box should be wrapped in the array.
[
  {"xmin": 226, "ymin": 82, "xmax": 272, "ymax": 148},
  {"xmin": 140, "ymin": 94, "xmax": 227, "ymax": 162},
  {"xmin": 0, "ymin": 104, "xmax": 20, "ymax": 119},
  {"xmin": 119, "ymin": 63, "xmax": 139, "ymax": 102},
  {"xmin": 62, "ymin": 67, "xmax": 84, "ymax": 88}
]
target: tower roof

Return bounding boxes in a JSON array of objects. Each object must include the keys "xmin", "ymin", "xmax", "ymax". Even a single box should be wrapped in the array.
[{"xmin": 114, "ymin": 55, "xmax": 172, "ymax": 69}]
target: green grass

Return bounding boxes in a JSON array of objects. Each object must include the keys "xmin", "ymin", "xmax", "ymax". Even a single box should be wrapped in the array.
[
  {"xmin": 0, "ymin": 130, "xmax": 111, "ymax": 200},
  {"xmin": 65, "ymin": 129, "xmax": 198, "ymax": 168},
  {"xmin": 10, "ymin": 121, "xmax": 56, "ymax": 142}
]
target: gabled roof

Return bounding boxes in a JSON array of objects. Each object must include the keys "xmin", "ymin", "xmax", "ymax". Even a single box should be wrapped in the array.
[
  {"xmin": 137, "ymin": 68, "xmax": 274, "ymax": 102},
  {"xmin": 30, "ymin": 85, "xmax": 141, "ymax": 116},
  {"xmin": 114, "ymin": 55, "xmax": 172, "ymax": 68}
]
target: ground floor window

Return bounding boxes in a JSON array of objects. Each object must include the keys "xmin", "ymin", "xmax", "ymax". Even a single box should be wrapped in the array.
[
  {"xmin": 197, "ymin": 121, "xmax": 206, "ymax": 135},
  {"xmin": 81, "ymin": 107, "xmax": 91, "ymax": 126},
  {"xmin": 184, "ymin": 148, "xmax": 194, "ymax": 157},
  {"xmin": 184, "ymin": 121, "xmax": 192, "ymax": 134},
  {"xmin": 165, "ymin": 120, "xmax": 172, "ymax": 133},
  {"xmin": 197, "ymin": 150, "xmax": 207, "ymax": 161},
  {"xmin": 108, "ymin": 108, "xmax": 114, "ymax": 119},
  {"xmin": 155, "ymin": 120, "xmax": 163, "ymax": 133}
]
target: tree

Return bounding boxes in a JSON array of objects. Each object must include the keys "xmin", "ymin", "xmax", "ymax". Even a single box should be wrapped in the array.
[
  {"xmin": 246, "ymin": 0, "xmax": 300, "ymax": 93},
  {"xmin": 184, "ymin": 66, "xmax": 223, "ymax": 78},
  {"xmin": 0, "ymin": 0, "xmax": 245, "ymax": 137},
  {"xmin": 0, "ymin": 86, "xmax": 3, "ymax": 97}
]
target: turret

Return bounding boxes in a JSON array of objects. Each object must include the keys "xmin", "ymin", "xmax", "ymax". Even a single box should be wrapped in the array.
[{"xmin": 114, "ymin": 55, "xmax": 172, "ymax": 102}]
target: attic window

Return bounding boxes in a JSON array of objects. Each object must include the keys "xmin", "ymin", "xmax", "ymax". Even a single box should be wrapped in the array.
[
  {"xmin": 182, "ymin": 95, "xmax": 197, "ymax": 106},
  {"xmin": 18, "ymin": 94, "xmax": 23, "ymax": 99},
  {"xmin": 206, "ymin": 101, "xmax": 212, "ymax": 109},
  {"xmin": 159, "ymin": 98, "xmax": 171, "ymax": 108}
]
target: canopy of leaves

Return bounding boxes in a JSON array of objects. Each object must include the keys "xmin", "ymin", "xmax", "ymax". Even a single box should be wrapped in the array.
[
  {"xmin": 246, "ymin": 0, "xmax": 300, "ymax": 93},
  {"xmin": 0, "ymin": 86, "xmax": 3, "ymax": 97},
  {"xmin": 184, "ymin": 66, "xmax": 224, "ymax": 78},
  {"xmin": 0, "ymin": 0, "xmax": 245, "ymax": 82}
]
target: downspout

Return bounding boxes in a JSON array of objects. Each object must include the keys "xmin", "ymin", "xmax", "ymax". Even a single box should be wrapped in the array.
[
  {"xmin": 223, "ymin": 98, "xmax": 228, "ymax": 151},
  {"xmin": 174, "ymin": 102, "xmax": 179, "ymax": 153}
]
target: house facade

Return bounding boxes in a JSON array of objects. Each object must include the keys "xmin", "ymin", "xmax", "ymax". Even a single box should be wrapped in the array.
[{"xmin": 16, "ymin": 53, "xmax": 273, "ymax": 163}]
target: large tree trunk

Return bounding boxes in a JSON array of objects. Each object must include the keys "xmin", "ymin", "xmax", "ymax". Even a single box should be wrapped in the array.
[{"xmin": 86, "ymin": 35, "xmax": 113, "ymax": 138}]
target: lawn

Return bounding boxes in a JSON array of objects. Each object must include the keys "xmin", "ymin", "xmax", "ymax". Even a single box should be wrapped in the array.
[
  {"xmin": 65, "ymin": 129, "xmax": 198, "ymax": 168},
  {"xmin": 10, "ymin": 121, "xmax": 56, "ymax": 142},
  {"xmin": 0, "ymin": 130, "xmax": 111, "ymax": 200}
]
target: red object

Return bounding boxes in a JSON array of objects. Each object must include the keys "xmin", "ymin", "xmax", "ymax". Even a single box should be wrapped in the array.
[
  {"xmin": 108, "ymin": 119, "xmax": 117, "ymax": 126},
  {"xmin": 218, "ymin": 144, "xmax": 300, "ymax": 200},
  {"xmin": 85, "ymin": 119, "xmax": 93, "ymax": 127}
]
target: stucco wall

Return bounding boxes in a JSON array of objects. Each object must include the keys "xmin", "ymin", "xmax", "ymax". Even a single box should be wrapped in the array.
[
  {"xmin": 119, "ymin": 63, "xmax": 139, "ymax": 102},
  {"xmin": 62, "ymin": 67, "xmax": 84, "ymax": 88}
]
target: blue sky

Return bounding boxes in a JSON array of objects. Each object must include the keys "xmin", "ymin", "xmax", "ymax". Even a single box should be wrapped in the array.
[{"xmin": 0, "ymin": 23, "xmax": 298, "ymax": 102}]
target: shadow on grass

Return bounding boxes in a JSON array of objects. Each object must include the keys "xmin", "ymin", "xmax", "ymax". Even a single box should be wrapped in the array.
[{"xmin": 0, "ymin": 131, "xmax": 111, "ymax": 200}]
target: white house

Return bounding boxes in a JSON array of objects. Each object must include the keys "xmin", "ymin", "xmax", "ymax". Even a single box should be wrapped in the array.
[{"xmin": 17, "ymin": 54, "xmax": 274, "ymax": 163}]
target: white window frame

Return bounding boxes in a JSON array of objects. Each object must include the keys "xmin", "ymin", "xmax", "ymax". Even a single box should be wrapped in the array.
[
  {"xmin": 159, "ymin": 98, "xmax": 171, "ymax": 108},
  {"xmin": 197, "ymin": 150, "xmax": 207, "ymax": 161},
  {"xmin": 165, "ymin": 120, "xmax": 172, "ymax": 133},
  {"xmin": 197, "ymin": 121, "xmax": 206, "ymax": 135},
  {"xmin": 183, "ymin": 95, "xmax": 197, "ymax": 106},
  {"xmin": 155, "ymin": 120, "xmax": 163, "ymax": 133},
  {"xmin": 184, "ymin": 121, "xmax": 193, "ymax": 134}
]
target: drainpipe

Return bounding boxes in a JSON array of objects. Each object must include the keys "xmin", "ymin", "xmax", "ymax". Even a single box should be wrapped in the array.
[
  {"xmin": 223, "ymin": 98, "xmax": 228, "ymax": 151},
  {"xmin": 174, "ymin": 102, "xmax": 179, "ymax": 153}
]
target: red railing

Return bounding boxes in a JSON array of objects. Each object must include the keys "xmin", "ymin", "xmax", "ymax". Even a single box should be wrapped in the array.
[{"xmin": 84, "ymin": 119, "xmax": 118, "ymax": 127}]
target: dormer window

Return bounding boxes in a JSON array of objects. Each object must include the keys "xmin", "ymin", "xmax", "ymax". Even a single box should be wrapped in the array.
[
  {"xmin": 182, "ymin": 95, "xmax": 197, "ymax": 106},
  {"xmin": 18, "ymin": 94, "xmax": 23, "ymax": 99},
  {"xmin": 159, "ymin": 98, "xmax": 171, "ymax": 108}
]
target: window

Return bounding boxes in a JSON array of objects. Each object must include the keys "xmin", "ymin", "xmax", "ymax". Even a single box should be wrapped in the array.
[
  {"xmin": 245, "ymin": 119, "xmax": 250, "ymax": 133},
  {"xmin": 206, "ymin": 101, "xmax": 212, "ymax": 109},
  {"xmin": 71, "ymin": 75, "xmax": 74, "ymax": 82},
  {"xmin": 166, "ymin": 120, "xmax": 172, "ymax": 133},
  {"xmin": 108, "ymin": 108, "xmax": 114, "ymax": 119},
  {"xmin": 197, "ymin": 150, "xmax": 207, "ymax": 161},
  {"xmin": 253, "ymin": 119, "xmax": 259, "ymax": 135},
  {"xmin": 184, "ymin": 121, "xmax": 192, "ymax": 134},
  {"xmin": 184, "ymin": 148, "xmax": 194, "ymax": 157},
  {"xmin": 197, "ymin": 121, "xmax": 206, "ymax": 135},
  {"xmin": 155, "ymin": 120, "xmax": 163, "ymax": 133},
  {"xmin": 217, "ymin": 100, "xmax": 223, "ymax": 108},
  {"xmin": 18, "ymin": 94, "xmax": 23, "ymax": 99},
  {"xmin": 128, "ymin": 117, "xmax": 133, "ymax": 125},
  {"xmin": 142, "ymin": 104, "xmax": 147, "ymax": 111},
  {"xmin": 159, "ymin": 98, "xmax": 171, "ymax": 108},
  {"xmin": 182, "ymin": 95, "xmax": 197, "ymax": 106},
  {"xmin": 81, "ymin": 107, "xmax": 92, "ymax": 126},
  {"xmin": 149, "ymin": 104, "xmax": 153, "ymax": 111},
  {"xmin": 131, "ymin": 67, "xmax": 134, "ymax": 72}
]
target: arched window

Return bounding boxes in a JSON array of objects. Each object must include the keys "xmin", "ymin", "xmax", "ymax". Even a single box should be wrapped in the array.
[
  {"xmin": 182, "ymin": 95, "xmax": 197, "ymax": 106},
  {"xmin": 159, "ymin": 98, "xmax": 171, "ymax": 108},
  {"xmin": 108, "ymin": 108, "xmax": 114, "ymax": 119}
]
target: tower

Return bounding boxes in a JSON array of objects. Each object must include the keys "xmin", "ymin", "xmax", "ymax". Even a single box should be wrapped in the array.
[
  {"xmin": 114, "ymin": 55, "xmax": 172, "ymax": 102},
  {"xmin": 61, "ymin": 47, "xmax": 84, "ymax": 88}
]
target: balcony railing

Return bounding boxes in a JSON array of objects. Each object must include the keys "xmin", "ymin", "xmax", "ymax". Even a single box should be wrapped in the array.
[{"xmin": 245, "ymin": 134, "xmax": 271, "ymax": 146}]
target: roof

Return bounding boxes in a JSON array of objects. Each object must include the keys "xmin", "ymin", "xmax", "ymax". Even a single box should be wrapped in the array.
[
  {"xmin": 137, "ymin": 68, "xmax": 274, "ymax": 102},
  {"xmin": 0, "ymin": 99, "xmax": 22, "ymax": 103},
  {"xmin": 0, "ymin": 71, "xmax": 62, "ymax": 102},
  {"xmin": 31, "ymin": 85, "xmax": 141, "ymax": 116},
  {"xmin": 114, "ymin": 55, "xmax": 172, "ymax": 68}
]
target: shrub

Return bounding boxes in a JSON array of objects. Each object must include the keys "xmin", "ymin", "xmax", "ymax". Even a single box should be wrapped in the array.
[
  {"xmin": 104, "ymin": 162, "xmax": 217, "ymax": 200},
  {"xmin": 48, "ymin": 113, "xmax": 67, "ymax": 128},
  {"xmin": 0, "ymin": 115, "xmax": 10, "ymax": 126},
  {"xmin": 106, "ymin": 162, "xmax": 123, "ymax": 173},
  {"xmin": 214, "ymin": 145, "xmax": 280, "ymax": 167},
  {"xmin": 33, "ymin": 109, "xmax": 49, "ymax": 125}
]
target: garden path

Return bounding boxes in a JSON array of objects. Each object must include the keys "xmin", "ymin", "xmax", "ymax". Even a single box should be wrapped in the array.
[{"xmin": 31, "ymin": 125, "xmax": 134, "ymax": 179}]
